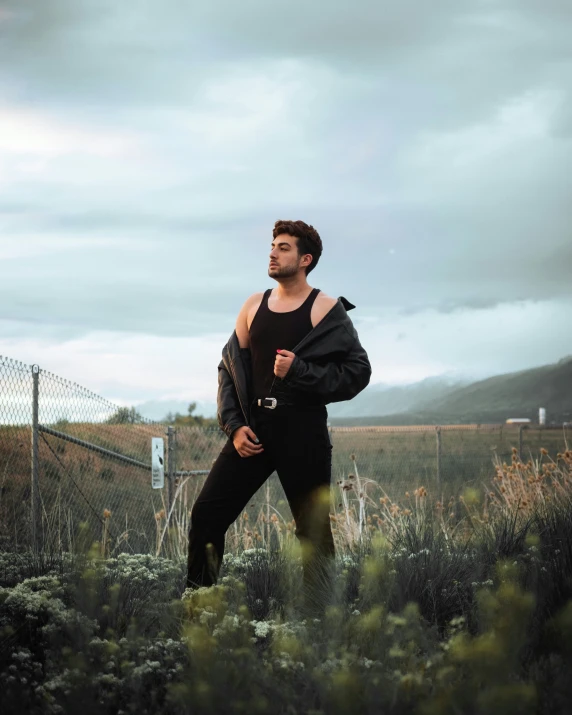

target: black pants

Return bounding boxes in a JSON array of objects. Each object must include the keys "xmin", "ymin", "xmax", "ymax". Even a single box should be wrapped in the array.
[{"xmin": 186, "ymin": 403, "xmax": 335, "ymax": 609}]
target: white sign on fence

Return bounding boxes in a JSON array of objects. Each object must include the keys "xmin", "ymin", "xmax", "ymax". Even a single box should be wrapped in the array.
[{"xmin": 151, "ymin": 438, "xmax": 165, "ymax": 489}]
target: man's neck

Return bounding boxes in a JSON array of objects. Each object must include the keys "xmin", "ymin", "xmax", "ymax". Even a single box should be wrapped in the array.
[{"xmin": 273, "ymin": 276, "xmax": 312, "ymax": 300}]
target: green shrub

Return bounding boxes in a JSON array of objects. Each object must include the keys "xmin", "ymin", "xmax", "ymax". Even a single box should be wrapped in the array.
[{"xmin": 1, "ymin": 492, "xmax": 572, "ymax": 714}]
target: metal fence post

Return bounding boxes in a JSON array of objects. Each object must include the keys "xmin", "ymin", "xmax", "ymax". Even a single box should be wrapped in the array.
[
  {"xmin": 166, "ymin": 425, "xmax": 176, "ymax": 524},
  {"xmin": 31, "ymin": 364, "xmax": 41, "ymax": 553},
  {"xmin": 435, "ymin": 427, "xmax": 442, "ymax": 496}
]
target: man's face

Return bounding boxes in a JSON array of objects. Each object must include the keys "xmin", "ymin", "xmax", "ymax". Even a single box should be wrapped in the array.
[{"xmin": 268, "ymin": 233, "xmax": 310, "ymax": 279}]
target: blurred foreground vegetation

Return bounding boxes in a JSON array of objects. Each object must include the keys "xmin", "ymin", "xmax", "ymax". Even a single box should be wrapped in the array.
[{"xmin": 1, "ymin": 447, "xmax": 572, "ymax": 714}]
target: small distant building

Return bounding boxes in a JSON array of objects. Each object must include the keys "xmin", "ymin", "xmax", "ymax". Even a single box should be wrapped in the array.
[
  {"xmin": 539, "ymin": 407, "xmax": 546, "ymax": 425},
  {"xmin": 505, "ymin": 418, "xmax": 531, "ymax": 425}
]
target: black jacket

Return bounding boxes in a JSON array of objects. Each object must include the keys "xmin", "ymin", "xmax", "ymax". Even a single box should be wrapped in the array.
[{"xmin": 217, "ymin": 296, "xmax": 372, "ymax": 438}]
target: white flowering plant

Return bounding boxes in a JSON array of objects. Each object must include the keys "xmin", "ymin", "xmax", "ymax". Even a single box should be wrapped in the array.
[{"xmin": 1, "ymin": 455, "xmax": 572, "ymax": 714}]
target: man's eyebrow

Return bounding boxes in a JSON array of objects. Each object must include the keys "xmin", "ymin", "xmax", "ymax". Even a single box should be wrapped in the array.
[{"xmin": 271, "ymin": 241, "xmax": 292, "ymax": 248}]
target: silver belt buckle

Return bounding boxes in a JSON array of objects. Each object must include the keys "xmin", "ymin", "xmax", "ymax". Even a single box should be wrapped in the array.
[{"xmin": 258, "ymin": 397, "xmax": 277, "ymax": 409}]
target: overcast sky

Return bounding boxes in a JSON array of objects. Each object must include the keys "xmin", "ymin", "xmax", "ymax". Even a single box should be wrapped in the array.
[{"xmin": 0, "ymin": 0, "xmax": 571, "ymax": 415}]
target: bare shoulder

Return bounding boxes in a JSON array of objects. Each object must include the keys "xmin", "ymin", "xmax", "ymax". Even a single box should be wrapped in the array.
[
  {"xmin": 236, "ymin": 292, "xmax": 264, "ymax": 347},
  {"xmin": 245, "ymin": 292, "xmax": 265, "ymax": 324},
  {"xmin": 311, "ymin": 291, "xmax": 338, "ymax": 327},
  {"xmin": 246, "ymin": 291, "xmax": 265, "ymax": 308},
  {"xmin": 237, "ymin": 292, "xmax": 264, "ymax": 317}
]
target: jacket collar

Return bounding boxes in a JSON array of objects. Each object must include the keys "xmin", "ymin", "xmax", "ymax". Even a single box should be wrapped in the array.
[{"xmin": 289, "ymin": 296, "xmax": 356, "ymax": 355}]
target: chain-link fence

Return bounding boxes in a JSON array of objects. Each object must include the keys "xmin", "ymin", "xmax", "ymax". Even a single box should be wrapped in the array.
[
  {"xmin": 329, "ymin": 423, "xmax": 569, "ymax": 497},
  {"xmin": 2, "ymin": 355, "xmax": 570, "ymax": 557},
  {"xmin": 0, "ymin": 356, "xmax": 221, "ymax": 557}
]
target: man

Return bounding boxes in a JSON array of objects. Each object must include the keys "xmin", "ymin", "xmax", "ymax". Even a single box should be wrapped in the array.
[{"xmin": 186, "ymin": 219, "xmax": 371, "ymax": 612}]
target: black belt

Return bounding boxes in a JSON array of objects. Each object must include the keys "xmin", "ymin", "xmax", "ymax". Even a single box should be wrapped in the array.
[
  {"xmin": 256, "ymin": 397, "xmax": 277, "ymax": 409},
  {"xmin": 253, "ymin": 397, "xmax": 323, "ymax": 411}
]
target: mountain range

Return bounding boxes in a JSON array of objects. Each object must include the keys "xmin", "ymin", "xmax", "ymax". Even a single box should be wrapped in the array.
[
  {"xmin": 136, "ymin": 356, "xmax": 572, "ymax": 426},
  {"xmin": 329, "ymin": 356, "xmax": 572, "ymax": 426},
  {"xmin": 326, "ymin": 375, "xmax": 468, "ymax": 419}
]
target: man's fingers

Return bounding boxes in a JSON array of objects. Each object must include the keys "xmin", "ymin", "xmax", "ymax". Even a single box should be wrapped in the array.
[
  {"xmin": 239, "ymin": 443, "xmax": 263, "ymax": 457},
  {"xmin": 245, "ymin": 427, "xmax": 259, "ymax": 442},
  {"xmin": 231, "ymin": 425, "xmax": 264, "ymax": 457},
  {"xmin": 243, "ymin": 441, "xmax": 263, "ymax": 452},
  {"xmin": 239, "ymin": 433, "xmax": 263, "ymax": 455}
]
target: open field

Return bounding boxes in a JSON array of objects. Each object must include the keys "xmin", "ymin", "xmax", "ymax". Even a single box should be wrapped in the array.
[
  {"xmin": 1, "ymin": 421, "xmax": 569, "ymax": 555},
  {"xmin": 330, "ymin": 423, "xmax": 568, "ymax": 491}
]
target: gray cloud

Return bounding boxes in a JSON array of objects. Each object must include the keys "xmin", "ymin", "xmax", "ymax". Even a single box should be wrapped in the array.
[
  {"xmin": 1, "ymin": 1, "xmax": 569, "ymax": 118},
  {"xmin": 0, "ymin": 0, "xmax": 571, "ymax": 379}
]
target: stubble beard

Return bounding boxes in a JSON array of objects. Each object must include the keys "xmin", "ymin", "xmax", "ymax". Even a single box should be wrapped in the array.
[{"xmin": 268, "ymin": 264, "xmax": 299, "ymax": 280}]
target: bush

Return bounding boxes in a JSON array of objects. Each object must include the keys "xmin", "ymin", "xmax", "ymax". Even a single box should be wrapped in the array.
[{"xmin": 1, "ymin": 451, "xmax": 572, "ymax": 714}]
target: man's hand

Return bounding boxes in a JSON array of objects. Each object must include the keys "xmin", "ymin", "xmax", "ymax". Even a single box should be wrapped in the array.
[
  {"xmin": 274, "ymin": 349, "xmax": 295, "ymax": 379},
  {"xmin": 232, "ymin": 426, "xmax": 264, "ymax": 458}
]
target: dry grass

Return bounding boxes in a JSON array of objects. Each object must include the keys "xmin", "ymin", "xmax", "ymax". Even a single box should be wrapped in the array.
[
  {"xmin": 152, "ymin": 445, "xmax": 572, "ymax": 560},
  {"xmin": 1, "ymin": 421, "xmax": 569, "ymax": 560},
  {"xmin": 488, "ymin": 446, "xmax": 572, "ymax": 513}
]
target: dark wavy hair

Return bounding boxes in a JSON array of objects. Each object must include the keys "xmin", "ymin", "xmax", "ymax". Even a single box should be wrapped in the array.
[{"xmin": 272, "ymin": 220, "xmax": 323, "ymax": 275}]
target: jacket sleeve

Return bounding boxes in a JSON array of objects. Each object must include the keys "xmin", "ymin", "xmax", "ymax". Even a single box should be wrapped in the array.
[
  {"xmin": 282, "ymin": 334, "xmax": 372, "ymax": 403},
  {"xmin": 217, "ymin": 359, "xmax": 247, "ymax": 438}
]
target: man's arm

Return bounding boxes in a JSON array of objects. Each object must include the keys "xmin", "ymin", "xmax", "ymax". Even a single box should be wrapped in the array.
[
  {"xmin": 217, "ymin": 356, "xmax": 264, "ymax": 456},
  {"xmin": 218, "ymin": 291, "xmax": 261, "ymax": 433},
  {"xmin": 281, "ymin": 331, "xmax": 371, "ymax": 403},
  {"xmin": 216, "ymin": 293, "xmax": 265, "ymax": 456},
  {"xmin": 274, "ymin": 292, "xmax": 339, "ymax": 378},
  {"xmin": 217, "ymin": 359, "xmax": 246, "ymax": 437}
]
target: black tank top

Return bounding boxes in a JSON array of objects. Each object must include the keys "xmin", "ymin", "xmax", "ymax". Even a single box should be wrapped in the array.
[{"xmin": 249, "ymin": 287, "xmax": 320, "ymax": 397}]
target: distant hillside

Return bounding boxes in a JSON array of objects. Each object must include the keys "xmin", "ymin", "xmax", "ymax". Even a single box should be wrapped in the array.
[
  {"xmin": 136, "ymin": 357, "xmax": 572, "ymax": 426},
  {"xmin": 330, "ymin": 357, "xmax": 572, "ymax": 426},
  {"xmin": 327, "ymin": 376, "xmax": 468, "ymax": 418}
]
